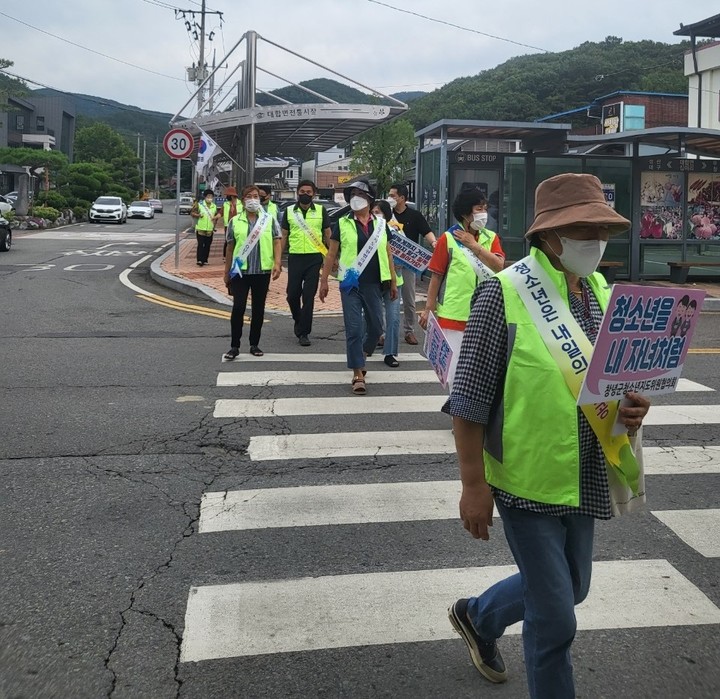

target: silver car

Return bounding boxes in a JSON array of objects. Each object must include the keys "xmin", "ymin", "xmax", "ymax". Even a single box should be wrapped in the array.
[{"xmin": 128, "ymin": 201, "xmax": 155, "ymax": 219}]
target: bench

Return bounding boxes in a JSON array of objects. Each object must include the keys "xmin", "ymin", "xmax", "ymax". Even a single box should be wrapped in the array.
[
  {"xmin": 668, "ymin": 261, "xmax": 720, "ymax": 284},
  {"xmin": 598, "ymin": 260, "xmax": 623, "ymax": 282}
]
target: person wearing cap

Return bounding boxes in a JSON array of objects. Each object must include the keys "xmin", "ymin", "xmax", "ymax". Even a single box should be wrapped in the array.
[
  {"xmin": 190, "ymin": 189, "xmax": 221, "ymax": 266},
  {"xmin": 418, "ymin": 187, "xmax": 505, "ymax": 391},
  {"xmin": 443, "ymin": 173, "xmax": 650, "ymax": 698},
  {"xmin": 281, "ymin": 179, "xmax": 332, "ymax": 347},
  {"xmin": 319, "ymin": 178, "xmax": 397, "ymax": 394},
  {"xmin": 221, "ymin": 186, "xmax": 239, "ymax": 261}
]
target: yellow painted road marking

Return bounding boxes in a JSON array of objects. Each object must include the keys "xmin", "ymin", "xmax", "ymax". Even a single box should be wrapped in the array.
[
  {"xmin": 689, "ymin": 348, "xmax": 720, "ymax": 354},
  {"xmin": 138, "ymin": 294, "xmax": 231, "ymax": 319}
]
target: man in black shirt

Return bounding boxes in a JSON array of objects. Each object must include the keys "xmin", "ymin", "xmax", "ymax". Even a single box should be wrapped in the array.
[{"xmin": 388, "ymin": 183, "xmax": 437, "ymax": 344}]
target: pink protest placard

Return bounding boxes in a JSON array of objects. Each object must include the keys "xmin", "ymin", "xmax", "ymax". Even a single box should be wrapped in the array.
[
  {"xmin": 423, "ymin": 311, "xmax": 454, "ymax": 388},
  {"xmin": 578, "ymin": 284, "xmax": 706, "ymax": 406}
]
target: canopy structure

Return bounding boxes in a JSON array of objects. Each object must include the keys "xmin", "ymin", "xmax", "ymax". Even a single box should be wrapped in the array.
[
  {"xmin": 171, "ymin": 31, "xmax": 407, "ymax": 185},
  {"xmin": 568, "ymin": 126, "xmax": 720, "ymax": 159}
]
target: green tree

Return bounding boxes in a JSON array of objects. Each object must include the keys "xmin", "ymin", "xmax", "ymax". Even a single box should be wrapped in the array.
[
  {"xmin": 350, "ymin": 119, "xmax": 416, "ymax": 196},
  {"xmin": 0, "ymin": 58, "xmax": 27, "ymax": 109},
  {"xmin": 74, "ymin": 122, "xmax": 138, "ymax": 164}
]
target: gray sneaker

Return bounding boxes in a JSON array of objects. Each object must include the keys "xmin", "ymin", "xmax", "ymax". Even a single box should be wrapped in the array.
[{"xmin": 448, "ymin": 599, "xmax": 507, "ymax": 683}]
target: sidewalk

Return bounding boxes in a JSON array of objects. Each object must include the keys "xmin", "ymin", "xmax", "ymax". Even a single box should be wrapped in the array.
[
  {"xmin": 152, "ymin": 231, "xmax": 430, "ymax": 314},
  {"xmin": 151, "ymin": 231, "xmax": 718, "ymax": 312}
]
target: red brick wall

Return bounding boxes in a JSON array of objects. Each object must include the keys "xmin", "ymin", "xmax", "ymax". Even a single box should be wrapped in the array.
[{"xmin": 619, "ymin": 95, "xmax": 687, "ymax": 128}]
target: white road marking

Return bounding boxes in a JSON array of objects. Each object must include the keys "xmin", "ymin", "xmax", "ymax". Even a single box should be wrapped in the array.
[
  {"xmin": 213, "ymin": 394, "xmax": 446, "ymax": 418},
  {"xmin": 644, "ymin": 446, "xmax": 720, "ymax": 474},
  {"xmin": 217, "ymin": 370, "xmax": 441, "ymax": 386},
  {"xmin": 219, "ymin": 352, "xmax": 427, "ymax": 364},
  {"xmin": 129, "ymin": 254, "xmax": 152, "ymax": 269},
  {"xmin": 179, "ymin": 559, "xmax": 720, "ymax": 662},
  {"xmin": 199, "ymin": 481, "xmax": 465, "ymax": 532},
  {"xmin": 651, "ymin": 510, "xmax": 720, "ymax": 557},
  {"xmin": 247, "ymin": 416, "xmax": 720, "ymax": 460}
]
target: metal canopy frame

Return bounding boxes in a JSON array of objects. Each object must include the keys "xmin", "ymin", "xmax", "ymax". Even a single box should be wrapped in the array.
[{"xmin": 170, "ymin": 31, "xmax": 407, "ymax": 185}]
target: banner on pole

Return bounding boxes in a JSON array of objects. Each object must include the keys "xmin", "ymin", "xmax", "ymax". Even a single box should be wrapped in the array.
[{"xmin": 196, "ymin": 130, "xmax": 219, "ymax": 177}]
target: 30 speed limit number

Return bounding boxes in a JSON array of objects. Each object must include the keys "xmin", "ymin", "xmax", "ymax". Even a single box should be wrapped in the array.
[{"xmin": 162, "ymin": 128, "xmax": 195, "ymax": 159}]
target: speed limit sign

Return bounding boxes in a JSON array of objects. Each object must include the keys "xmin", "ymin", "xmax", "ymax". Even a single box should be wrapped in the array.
[{"xmin": 163, "ymin": 128, "xmax": 194, "ymax": 159}]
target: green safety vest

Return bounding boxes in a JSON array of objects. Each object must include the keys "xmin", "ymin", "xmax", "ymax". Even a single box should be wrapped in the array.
[
  {"xmin": 338, "ymin": 215, "xmax": 391, "ymax": 283},
  {"xmin": 196, "ymin": 201, "xmax": 217, "ymax": 232},
  {"xmin": 223, "ymin": 200, "xmax": 239, "ymax": 227},
  {"xmin": 265, "ymin": 200, "xmax": 279, "ymax": 221},
  {"xmin": 436, "ymin": 227, "xmax": 498, "ymax": 322},
  {"xmin": 485, "ymin": 247, "xmax": 611, "ymax": 506},
  {"xmin": 287, "ymin": 204, "xmax": 325, "ymax": 254},
  {"xmin": 230, "ymin": 211, "xmax": 275, "ymax": 271}
]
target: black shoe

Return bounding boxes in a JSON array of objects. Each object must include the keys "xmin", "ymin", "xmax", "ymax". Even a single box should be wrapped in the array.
[
  {"xmin": 448, "ymin": 599, "xmax": 507, "ymax": 683},
  {"xmin": 223, "ymin": 347, "xmax": 239, "ymax": 361},
  {"xmin": 196, "ymin": 261, "xmax": 203, "ymax": 266},
  {"xmin": 249, "ymin": 345, "xmax": 264, "ymax": 357},
  {"xmin": 384, "ymin": 355, "xmax": 399, "ymax": 368},
  {"xmin": 298, "ymin": 334, "xmax": 311, "ymax": 347}
]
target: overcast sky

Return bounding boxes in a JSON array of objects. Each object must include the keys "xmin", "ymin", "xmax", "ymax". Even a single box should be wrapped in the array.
[{"xmin": 1, "ymin": 0, "xmax": 717, "ymax": 116}]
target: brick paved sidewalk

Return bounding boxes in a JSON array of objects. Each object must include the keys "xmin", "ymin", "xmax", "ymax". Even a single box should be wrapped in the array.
[
  {"xmin": 159, "ymin": 231, "xmax": 431, "ymax": 316},
  {"xmin": 160, "ymin": 233, "xmax": 344, "ymax": 315}
]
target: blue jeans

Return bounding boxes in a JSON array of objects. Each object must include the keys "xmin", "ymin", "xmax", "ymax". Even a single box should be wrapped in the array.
[
  {"xmin": 341, "ymin": 283, "xmax": 385, "ymax": 369},
  {"xmin": 371, "ymin": 286, "xmax": 400, "ymax": 356},
  {"xmin": 467, "ymin": 501, "xmax": 595, "ymax": 699}
]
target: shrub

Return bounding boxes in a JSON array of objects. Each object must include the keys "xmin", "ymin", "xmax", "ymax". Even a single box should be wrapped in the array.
[
  {"xmin": 72, "ymin": 205, "xmax": 89, "ymax": 221},
  {"xmin": 36, "ymin": 191, "xmax": 68, "ymax": 209},
  {"xmin": 2, "ymin": 209, "xmax": 15, "ymax": 222},
  {"xmin": 32, "ymin": 206, "xmax": 61, "ymax": 222}
]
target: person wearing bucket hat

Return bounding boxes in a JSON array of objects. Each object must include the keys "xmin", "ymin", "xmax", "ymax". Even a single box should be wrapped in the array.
[
  {"xmin": 319, "ymin": 178, "xmax": 398, "ymax": 395},
  {"xmin": 442, "ymin": 173, "xmax": 651, "ymax": 697}
]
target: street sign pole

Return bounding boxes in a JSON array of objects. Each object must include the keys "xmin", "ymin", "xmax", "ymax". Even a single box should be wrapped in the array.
[
  {"xmin": 175, "ymin": 158, "xmax": 181, "ymax": 268},
  {"xmin": 162, "ymin": 127, "xmax": 195, "ymax": 270}
]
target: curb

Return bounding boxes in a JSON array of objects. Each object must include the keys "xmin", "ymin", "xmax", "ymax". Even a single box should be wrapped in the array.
[
  {"xmin": 703, "ymin": 296, "xmax": 720, "ymax": 311},
  {"xmin": 150, "ymin": 247, "xmax": 233, "ymax": 307}
]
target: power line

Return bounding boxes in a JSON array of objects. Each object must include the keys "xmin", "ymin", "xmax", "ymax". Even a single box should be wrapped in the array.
[
  {"xmin": 0, "ymin": 10, "xmax": 184, "ymax": 82},
  {"xmin": 366, "ymin": 0, "xmax": 549, "ymax": 53}
]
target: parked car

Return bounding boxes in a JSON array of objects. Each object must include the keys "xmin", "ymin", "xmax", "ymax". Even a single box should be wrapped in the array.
[
  {"xmin": 148, "ymin": 198, "xmax": 163, "ymax": 213},
  {"xmin": 128, "ymin": 201, "xmax": 155, "ymax": 219},
  {"xmin": 0, "ymin": 194, "xmax": 13, "ymax": 216},
  {"xmin": 89, "ymin": 196, "xmax": 127, "ymax": 224},
  {"xmin": 178, "ymin": 196, "xmax": 194, "ymax": 215},
  {"xmin": 3, "ymin": 191, "xmax": 33, "ymax": 205},
  {"xmin": 0, "ymin": 215, "xmax": 11, "ymax": 252}
]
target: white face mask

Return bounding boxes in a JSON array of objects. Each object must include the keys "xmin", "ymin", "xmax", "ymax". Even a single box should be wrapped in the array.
[
  {"xmin": 549, "ymin": 234, "xmax": 608, "ymax": 277},
  {"xmin": 350, "ymin": 195, "xmax": 369, "ymax": 212},
  {"xmin": 244, "ymin": 198, "xmax": 261, "ymax": 212},
  {"xmin": 469, "ymin": 212, "xmax": 488, "ymax": 230},
  {"xmin": 386, "ymin": 197, "xmax": 398, "ymax": 209}
]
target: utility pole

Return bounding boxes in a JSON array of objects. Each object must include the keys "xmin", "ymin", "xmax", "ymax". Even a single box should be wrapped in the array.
[
  {"xmin": 209, "ymin": 49, "xmax": 216, "ymax": 112},
  {"xmin": 197, "ymin": 0, "xmax": 206, "ymax": 113},
  {"xmin": 142, "ymin": 140, "xmax": 147, "ymax": 193},
  {"xmin": 154, "ymin": 136, "xmax": 160, "ymax": 196}
]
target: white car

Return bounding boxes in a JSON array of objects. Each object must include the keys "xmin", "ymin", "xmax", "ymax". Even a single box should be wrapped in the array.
[
  {"xmin": 178, "ymin": 196, "xmax": 194, "ymax": 215},
  {"xmin": 89, "ymin": 196, "xmax": 127, "ymax": 224},
  {"xmin": 128, "ymin": 201, "xmax": 155, "ymax": 219},
  {"xmin": 0, "ymin": 194, "xmax": 13, "ymax": 216}
]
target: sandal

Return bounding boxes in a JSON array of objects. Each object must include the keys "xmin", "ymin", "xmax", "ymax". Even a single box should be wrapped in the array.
[
  {"xmin": 249, "ymin": 346, "xmax": 264, "ymax": 357},
  {"xmin": 223, "ymin": 347, "xmax": 239, "ymax": 361},
  {"xmin": 384, "ymin": 355, "xmax": 399, "ymax": 368},
  {"xmin": 351, "ymin": 377, "xmax": 366, "ymax": 395}
]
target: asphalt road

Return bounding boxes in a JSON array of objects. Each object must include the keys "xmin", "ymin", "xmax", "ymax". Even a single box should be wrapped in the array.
[{"xmin": 1, "ymin": 210, "xmax": 719, "ymax": 699}]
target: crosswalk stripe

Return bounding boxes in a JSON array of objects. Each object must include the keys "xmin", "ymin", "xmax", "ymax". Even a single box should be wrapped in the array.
[
  {"xmin": 179, "ymin": 559, "xmax": 720, "ymax": 662},
  {"xmin": 199, "ymin": 481, "xmax": 464, "ymax": 532},
  {"xmin": 651, "ymin": 510, "xmax": 720, "ymax": 557},
  {"xmin": 213, "ymin": 394, "xmax": 447, "ymax": 418},
  {"xmin": 221, "ymin": 352, "xmax": 428, "ymax": 364},
  {"xmin": 216, "ymin": 370, "xmax": 712, "ymax": 390},
  {"xmin": 217, "ymin": 370, "xmax": 440, "ymax": 386},
  {"xmin": 247, "ymin": 411, "xmax": 720, "ymax": 460},
  {"xmin": 644, "ymin": 446, "xmax": 720, "ymax": 474}
]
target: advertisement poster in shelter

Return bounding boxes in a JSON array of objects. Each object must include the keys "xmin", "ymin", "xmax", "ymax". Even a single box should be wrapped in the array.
[
  {"xmin": 687, "ymin": 174, "xmax": 720, "ymax": 241},
  {"xmin": 639, "ymin": 172, "xmax": 683, "ymax": 240}
]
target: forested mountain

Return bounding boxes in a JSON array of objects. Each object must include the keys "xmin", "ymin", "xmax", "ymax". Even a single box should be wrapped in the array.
[
  {"xmin": 23, "ymin": 36, "xmax": 693, "ymax": 153},
  {"xmin": 405, "ymin": 37, "xmax": 691, "ymax": 128}
]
